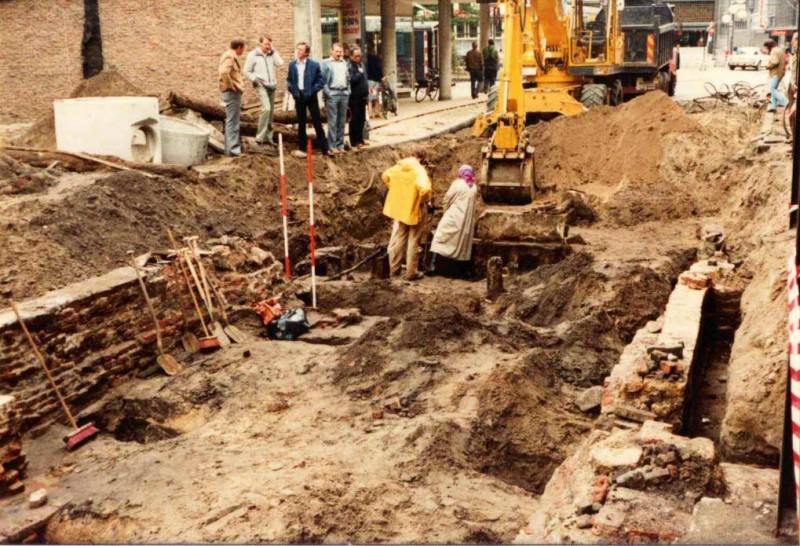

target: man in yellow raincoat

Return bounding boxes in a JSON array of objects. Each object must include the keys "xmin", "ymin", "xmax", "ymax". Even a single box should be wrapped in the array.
[{"xmin": 381, "ymin": 153, "xmax": 432, "ymax": 280}]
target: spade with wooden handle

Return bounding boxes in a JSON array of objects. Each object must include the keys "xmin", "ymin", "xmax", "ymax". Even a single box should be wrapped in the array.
[
  {"xmin": 130, "ymin": 258, "xmax": 182, "ymax": 376},
  {"xmin": 205, "ymin": 269, "xmax": 246, "ymax": 343},
  {"xmin": 185, "ymin": 236, "xmax": 237, "ymax": 344},
  {"xmin": 167, "ymin": 229, "xmax": 220, "ymax": 352},
  {"xmin": 182, "ymin": 243, "xmax": 230, "ymax": 347}
]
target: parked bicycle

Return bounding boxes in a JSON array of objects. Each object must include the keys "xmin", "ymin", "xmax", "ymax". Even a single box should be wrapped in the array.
[{"xmin": 415, "ymin": 68, "xmax": 440, "ymax": 102}]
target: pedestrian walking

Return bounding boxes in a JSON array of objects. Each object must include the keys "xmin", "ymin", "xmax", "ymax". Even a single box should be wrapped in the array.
[
  {"xmin": 483, "ymin": 39, "xmax": 499, "ymax": 92},
  {"xmin": 367, "ymin": 46, "xmax": 384, "ymax": 118},
  {"xmin": 348, "ymin": 47, "xmax": 369, "ymax": 149},
  {"xmin": 287, "ymin": 42, "xmax": 330, "ymax": 158},
  {"xmin": 428, "ymin": 165, "xmax": 478, "ymax": 278},
  {"xmin": 218, "ymin": 39, "xmax": 246, "ymax": 157},
  {"xmin": 321, "ymin": 43, "xmax": 350, "ymax": 154},
  {"xmin": 764, "ymin": 39, "xmax": 788, "ymax": 113},
  {"xmin": 244, "ymin": 36, "xmax": 284, "ymax": 146},
  {"xmin": 465, "ymin": 41, "xmax": 483, "ymax": 99},
  {"xmin": 382, "ymin": 152, "xmax": 432, "ymax": 281}
]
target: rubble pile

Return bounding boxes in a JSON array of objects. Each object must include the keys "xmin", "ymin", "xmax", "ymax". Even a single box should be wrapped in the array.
[{"xmin": 517, "ymin": 421, "xmax": 720, "ymax": 543}]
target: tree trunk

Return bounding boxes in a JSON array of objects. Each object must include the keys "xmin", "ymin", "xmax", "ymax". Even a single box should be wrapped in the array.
[
  {"xmin": 479, "ymin": 3, "xmax": 491, "ymax": 50},
  {"xmin": 168, "ymin": 91, "xmax": 326, "ymax": 125},
  {"xmin": 82, "ymin": 0, "xmax": 104, "ymax": 78},
  {"xmin": 438, "ymin": 0, "xmax": 453, "ymax": 100},
  {"xmin": 380, "ymin": 0, "xmax": 398, "ymax": 91}
]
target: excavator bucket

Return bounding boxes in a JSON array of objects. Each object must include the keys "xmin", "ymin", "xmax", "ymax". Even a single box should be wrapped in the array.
[{"xmin": 479, "ymin": 147, "xmax": 535, "ymax": 204}]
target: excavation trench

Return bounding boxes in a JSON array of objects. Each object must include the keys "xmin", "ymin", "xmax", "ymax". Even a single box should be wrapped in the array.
[{"xmin": 686, "ymin": 282, "xmax": 744, "ymax": 450}]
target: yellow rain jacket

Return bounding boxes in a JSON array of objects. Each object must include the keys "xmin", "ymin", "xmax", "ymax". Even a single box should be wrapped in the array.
[{"xmin": 381, "ymin": 157, "xmax": 432, "ymax": 226}]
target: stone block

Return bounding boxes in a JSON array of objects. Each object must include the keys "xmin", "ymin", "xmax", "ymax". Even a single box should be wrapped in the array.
[
  {"xmin": 28, "ymin": 488, "xmax": 47, "ymax": 508},
  {"xmin": 643, "ymin": 467, "xmax": 671, "ymax": 483},
  {"xmin": 575, "ymin": 386, "xmax": 604, "ymax": 413},
  {"xmin": 680, "ymin": 271, "xmax": 710, "ymax": 290},
  {"xmin": 592, "ymin": 506, "xmax": 626, "ymax": 538},
  {"xmin": 616, "ymin": 469, "xmax": 645, "ymax": 489},
  {"xmin": 611, "ymin": 404, "xmax": 657, "ymax": 423},
  {"xmin": 591, "ymin": 445, "xmax": 643, "ymax": 470}
]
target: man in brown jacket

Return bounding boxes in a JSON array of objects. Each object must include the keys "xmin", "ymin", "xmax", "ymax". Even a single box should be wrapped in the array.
[
  {"xmin": 764, "ymin": 39, "xmax": 788, "ymax": 113},
  {"xmin": 465, "ymin": 41, "xmax": 483, "ymax": 99},
  {"xmin": 219, "ymin": 39, "xmax": 246, "ymax": 156}
]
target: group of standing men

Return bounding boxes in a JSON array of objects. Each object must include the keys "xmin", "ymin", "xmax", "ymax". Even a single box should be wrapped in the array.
[
  {"xmin": 464, "ymin": 39, "xmax": 500, "ymax": 100},
  {"xmin": 218, "ymin": 38, "xmax": 373, "ymax": 158}
]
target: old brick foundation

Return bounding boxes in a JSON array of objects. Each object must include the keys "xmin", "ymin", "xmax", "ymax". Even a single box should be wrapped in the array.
[{"xmin": 0, "ymin": 265, "xmax": 183, "ymax": 447}]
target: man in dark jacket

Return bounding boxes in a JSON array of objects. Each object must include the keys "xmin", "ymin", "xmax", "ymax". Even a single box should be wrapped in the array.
[
  {"xmin": 348, "ymin": 47, "xmax": 369, "ymax": 148},
  {"xmin": 483, "ymin": 39, "xmax": 499, "ymax": 92},
  {"xmin": 287, "ymin": 42, "xmax": 330, "ymax": 158},
  {"xmin": 465, "ymin": 41, "xmax": 483, "ymax": 99}
]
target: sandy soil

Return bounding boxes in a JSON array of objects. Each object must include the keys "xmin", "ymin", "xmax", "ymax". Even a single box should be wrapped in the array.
[{"xmin": 3, "ymin": 92, "xmax": 785, "ymax": 542}]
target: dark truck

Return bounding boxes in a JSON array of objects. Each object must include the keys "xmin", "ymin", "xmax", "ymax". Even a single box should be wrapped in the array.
[
  {"xmin": 619, "ymin": 1, "xmax": 679, "ymax": 96},
  {"xmin": 571, "ymin": 0, "xmax": 679, "ymax": 98}
]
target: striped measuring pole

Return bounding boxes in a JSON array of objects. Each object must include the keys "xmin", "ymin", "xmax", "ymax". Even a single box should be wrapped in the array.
[
  {"xmin": 307, "ymin": 141, "xmax": 318, "ymax": 308},
  {"xmin": 278, "ymin": 133, "xmax": 291, "ymax": 279},
  {"xmin": 787, "ymin": 254, "xmax": 800, "ymax": 530}
]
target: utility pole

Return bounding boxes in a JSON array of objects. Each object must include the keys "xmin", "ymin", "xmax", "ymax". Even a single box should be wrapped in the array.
[{"xmin": 439, "ymin": 0, "xmax": 453, "ymax": 100}]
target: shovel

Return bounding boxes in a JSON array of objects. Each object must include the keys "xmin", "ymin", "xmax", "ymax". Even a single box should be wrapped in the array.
[
  {"xmin": 205, "ymin": 269, "xmax": 247, "ymax": 343},
  {"xmin": 11, "ymin": 303, "xmax": 100, "ymax": 451},
  {"xmin": 164, "ymin": 261, "xmax": 200, "ymax": 353},
  {"xmin": 167, "ymin": 229, "xmax": 220, "ymax": 352},
  {"xmin": 185, "ymin": 236, "xmax": 233, "ymax": 346},
  {"xmin": 182, "ymin": 245, "xmax": 231, "ymax": 347},
  {"xmin": 130, "ymin": 258, "xmax": 183, "ymax": 376}
]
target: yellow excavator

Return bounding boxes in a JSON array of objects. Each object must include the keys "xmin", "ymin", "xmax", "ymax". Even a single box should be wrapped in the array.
[{"xmin": 474, "ymin": 0, "xmax": 678, "ymax": 202}]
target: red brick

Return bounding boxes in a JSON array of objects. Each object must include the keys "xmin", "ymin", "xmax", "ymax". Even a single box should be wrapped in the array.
[{"xmin": 0, "ymin": 0, "xmax": 295, "ymax": 123}]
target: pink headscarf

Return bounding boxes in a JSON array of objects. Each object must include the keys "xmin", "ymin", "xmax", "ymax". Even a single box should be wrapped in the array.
[{"xmin": 458, "ymin": 164, "xmax": 476, "ymax": 187}]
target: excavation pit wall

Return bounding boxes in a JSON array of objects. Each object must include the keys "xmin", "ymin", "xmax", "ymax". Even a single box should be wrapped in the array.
[
  {"xmin": 601, "ymin": 259, "xmax": 738, "ymax": 429},
  {"xmin": 0, "ymin": 265, "xmax": 185, "ymax": 445},
  {"xmin": 515, "ymin": 258, "xmax": 761, "ymax": 544}
]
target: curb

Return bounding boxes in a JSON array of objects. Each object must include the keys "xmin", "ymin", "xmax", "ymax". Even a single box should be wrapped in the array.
[{"xmin": 369, "ymin": 113, "xmax": 480, "ymax": 150}]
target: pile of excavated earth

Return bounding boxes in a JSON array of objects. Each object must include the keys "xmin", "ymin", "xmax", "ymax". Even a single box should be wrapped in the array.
[{"xmin": 0, "ymin": 85, "xmax": 794, "ymax": 543}]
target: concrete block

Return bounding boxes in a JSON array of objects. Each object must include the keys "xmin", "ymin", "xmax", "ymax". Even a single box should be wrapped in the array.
[{"xmin": 475, "ymin": 208, "xmax": 568, "ymax": 242}]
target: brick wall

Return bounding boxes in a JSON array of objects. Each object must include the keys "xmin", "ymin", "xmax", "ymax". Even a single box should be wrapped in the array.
[
  {"xmin": 0, "ymin": 0, "xmax": 295, "ymax": 123},
  {"xmin": 0, "ymin": 265, "xmax": 184, "ymax": 441},
  {"xmin": 672, "ymin": 2, "xmax": 714, "ymax": 24}
]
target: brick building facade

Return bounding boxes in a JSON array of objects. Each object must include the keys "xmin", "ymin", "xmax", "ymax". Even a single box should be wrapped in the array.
[
  {"xmin": 0, "ymin": 0, "xmax": 296, "ymax": 123},
  {"xmin": 672, "ymin": 1, "xmax": 715, "ymax": 24}
]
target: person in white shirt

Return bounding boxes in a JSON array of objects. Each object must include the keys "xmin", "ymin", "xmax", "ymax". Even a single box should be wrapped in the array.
[
  {"xmin": 321, "ymin": 43, "xmax": 351, "ymax": 154},
  {"xmin": 244, "ymin": 36, "xmax": 284, "ymax": 146}
]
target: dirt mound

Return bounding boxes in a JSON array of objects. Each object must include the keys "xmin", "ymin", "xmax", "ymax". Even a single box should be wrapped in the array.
[
  {"xmin": 423, "ymin": 353, "xmax": 591, "ymax": 494},
  {"xmin": 15, "ymin": 71, "xmax": 145, "ymax": 149},
  {"xmin": 530, "ymin": 91, "xmax": 697, "ymax": 190},
  {"xmin": 528, "ymin": 92, "xmax": 746, "ymax": 226}
]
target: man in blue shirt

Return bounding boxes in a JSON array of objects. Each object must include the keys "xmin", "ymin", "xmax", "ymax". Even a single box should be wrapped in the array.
[{"xmin": 287, "ymin": 42, "xmax": 330, "ymax": 158}]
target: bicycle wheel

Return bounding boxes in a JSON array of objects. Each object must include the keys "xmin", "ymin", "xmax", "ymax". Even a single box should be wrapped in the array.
[
  {"xmin": 784, "ymin": 104, "xmax": 794, "ymax": 139},
  {"xmin": 430, "ymin": 86, "xmax": 439, "ymax": 101},
  {"xmin": 415, "ymin": 86, "xmax": 426, "ymax": 102}
]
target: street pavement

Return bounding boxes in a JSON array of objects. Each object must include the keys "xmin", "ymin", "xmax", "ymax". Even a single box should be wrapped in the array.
[{"xmin": 674, "ymin": 47, "xmax": 769, "ymax": 101}]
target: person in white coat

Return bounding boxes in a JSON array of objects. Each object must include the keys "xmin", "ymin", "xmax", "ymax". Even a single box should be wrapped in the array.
[
  {"xmin": 244, "ymin": 36, "xmax": 284, "ymax": 146},
  {"xmin": 428, "ymin": 165, "xmax": 478, "ymax": 277}
]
